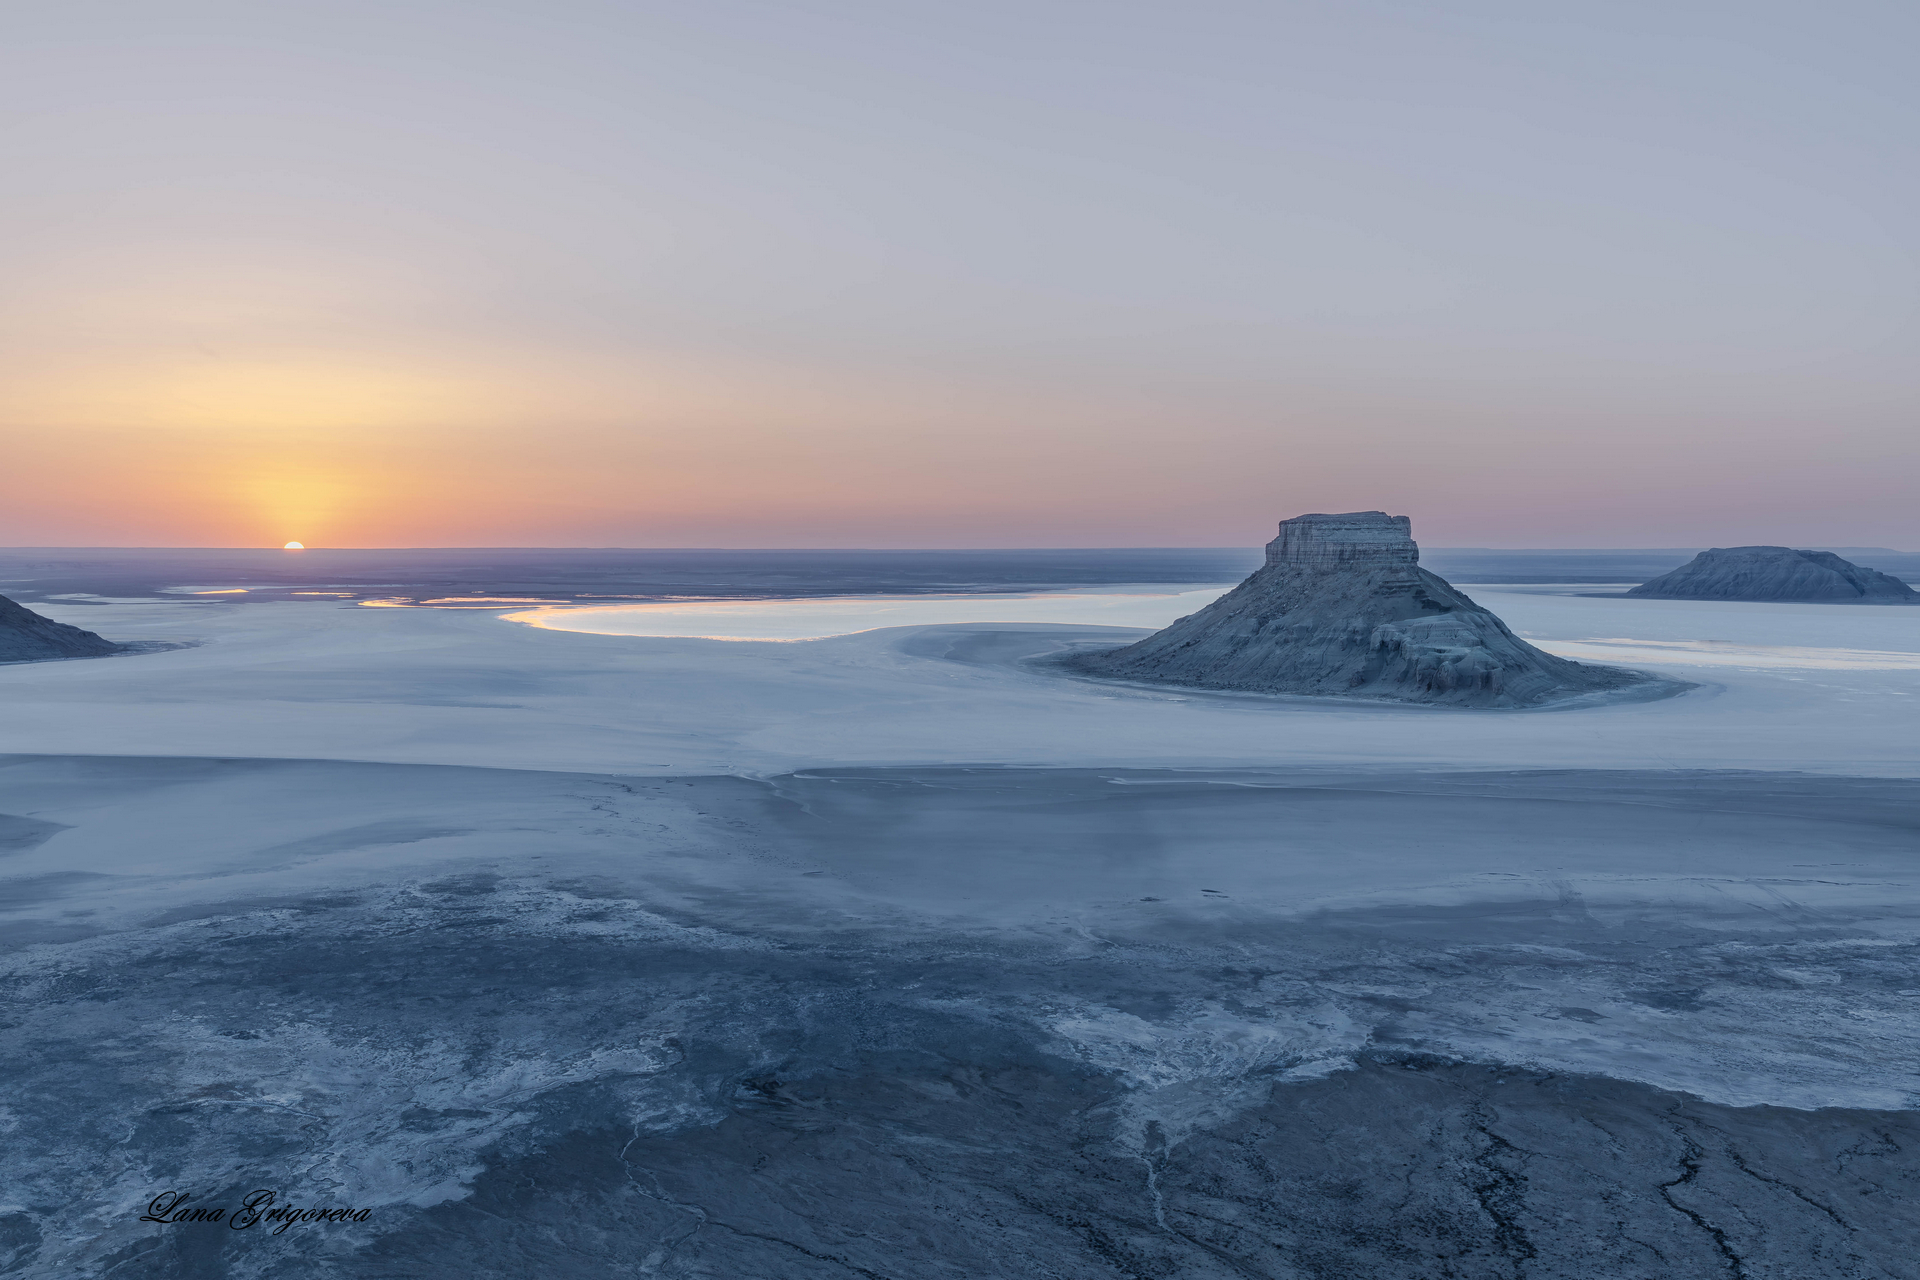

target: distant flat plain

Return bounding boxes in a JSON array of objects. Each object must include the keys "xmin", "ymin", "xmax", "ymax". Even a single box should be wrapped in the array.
[{"xmin": 4, "ymin": 544, "xmax": 1914, "ymax": 611}]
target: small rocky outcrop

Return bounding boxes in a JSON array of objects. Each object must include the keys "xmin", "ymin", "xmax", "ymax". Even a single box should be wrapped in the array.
[
  {"xmin": 1069, "ymin": 511, "xmax": 1652, "ymax": 707},
  {"xmin": 0, "ymin": 594, "xmax": 121, "ymax": 662},
  {"xmin": 1628, "ymin": 546, "xmax": 1918, "ymax": 603}
]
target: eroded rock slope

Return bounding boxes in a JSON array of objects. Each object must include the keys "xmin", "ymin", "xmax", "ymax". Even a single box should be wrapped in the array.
[
  {"xmin": 1071, "ymin": 511, "xmax": 1649, "ymax": 707},
  {"xmin": 1629, "ymin": 546, "xmax": 1918, "ymax": 603},
  {"xmin": 0, "ymin": 594, "xmax": 119, "ymax": 662}
]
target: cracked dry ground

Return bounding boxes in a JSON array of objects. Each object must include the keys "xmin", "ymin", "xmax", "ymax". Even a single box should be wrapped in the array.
[
  {"xmin": 89, "ymin": 1046, "xmax": 1920, "ymax": 1279},
  {"xmin": 336, "ymin": 1057, "xmax": 1917, "ymax": 1280},
  {"xmin": 15, "ymin": 762, "xmax": 1920, "ymax": 1280},
  {"xmin": 21, "ymin": 875, "xmax": 1920, "ymax": 1279}
]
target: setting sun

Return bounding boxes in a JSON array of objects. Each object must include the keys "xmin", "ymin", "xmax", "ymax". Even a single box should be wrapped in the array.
[{"xmin": 283, "ymin": 541, "xmax": 304, "ymax": 550}]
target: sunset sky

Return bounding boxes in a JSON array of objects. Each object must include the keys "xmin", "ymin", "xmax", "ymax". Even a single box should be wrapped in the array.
[{"xmin": 4, "ymin": 1, "xmax": 1915, "ymax": 548}]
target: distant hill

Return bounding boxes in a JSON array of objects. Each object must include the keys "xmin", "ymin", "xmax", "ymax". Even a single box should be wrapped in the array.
[
  {"xmin": 0, "ymin": 593, "xmax": 120, "ymax": 662},
  {"xmin": 1421, "ymin": 548, "xmax": 1920, "ymax": 585},
  {"xmin": 1628, "ymin": 547, "xmax": 1918, "ymax": 603}
]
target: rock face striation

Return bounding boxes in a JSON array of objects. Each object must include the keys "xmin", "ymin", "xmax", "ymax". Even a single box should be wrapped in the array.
[
  {"xmin": 1628, "ymin": 545, "xmax": 1918, "ymax": 603},
  {"xmin": 1070, "ymin": 511, "xmax": 1651, "ymax": 707},
  {"xmin": 0, "ymin": 593, "xmax": 120, "ymax": 662}
]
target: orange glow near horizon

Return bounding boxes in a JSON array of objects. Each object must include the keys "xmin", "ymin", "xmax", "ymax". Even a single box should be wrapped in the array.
[
  {"xmin": 2, "ymin": 8, "xmax": 1917, "ymax": 553},
  {"xmin": 2, "ymin": 297, "xmax": 1914, "ymax": 549}
]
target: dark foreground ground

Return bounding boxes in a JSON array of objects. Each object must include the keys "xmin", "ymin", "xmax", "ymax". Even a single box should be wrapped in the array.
[
  {"xmin": 356, "ymin": 1056, "xmax": 1920, "ymax": 1280},
  {"xmin": 4, "ymin": 759, "xmax": 1918, "ymax": 1278}
]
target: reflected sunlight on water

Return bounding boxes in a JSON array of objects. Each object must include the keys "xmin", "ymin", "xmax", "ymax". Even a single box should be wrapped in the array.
[
  {"xmin": 503, "ymin": 585, "xmax": 1920, "ymax": 672},
  {"xmin": 503, "ymin": 586, "xmax": 1239, "ymax": 640}
]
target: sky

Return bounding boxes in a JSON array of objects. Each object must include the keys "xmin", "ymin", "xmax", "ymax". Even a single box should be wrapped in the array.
[{"xmin": 3, "ymin": 0, "xmax": 1915, "ymax": 549}]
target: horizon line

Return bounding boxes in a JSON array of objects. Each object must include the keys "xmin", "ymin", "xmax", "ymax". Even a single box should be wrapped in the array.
[{"xmin": 3, "ymin": 545, "xmax": 1914, "ymax": 555}]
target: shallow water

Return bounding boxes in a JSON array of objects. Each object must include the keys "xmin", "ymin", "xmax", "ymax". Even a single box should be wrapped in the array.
[
  {"xmin": 509, "ymin": 581, "xmax": 1920, "ymax": 673},
  {"xmin": 505, "ymin": 584, "xmax": 1237, "ymax": 639}
]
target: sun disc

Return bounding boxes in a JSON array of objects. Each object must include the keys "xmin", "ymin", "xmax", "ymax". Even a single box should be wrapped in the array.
[{"xmin": 284, "ymin": 541, "xmax": 305, "ymax": 550}]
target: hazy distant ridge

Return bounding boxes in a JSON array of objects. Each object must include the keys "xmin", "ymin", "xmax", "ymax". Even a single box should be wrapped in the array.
[{"xmin": 2, "ymin": 547, "xmax": 1913, "ymax": 604}]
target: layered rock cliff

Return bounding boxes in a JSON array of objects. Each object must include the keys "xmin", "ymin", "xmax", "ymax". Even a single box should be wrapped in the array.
[
  {"xmin": 1070, "ymin": 511, "xmax": 1650, "ymax": 707},
  {"xmin": 0, "ymin": 594, "xmax": 121, "ymax": 662},
  {"xmin": 1628, "ymin": 546, "xmax": 1918, "ymax": 603}
]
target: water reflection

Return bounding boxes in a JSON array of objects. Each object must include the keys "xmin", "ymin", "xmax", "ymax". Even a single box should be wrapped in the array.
[
  {"xmin": 504, "ymin": 586, "xmax": 1239, "ymax": 641},
  {"xmin": 505, "ymin": 586, "xmax": 1920, "ymax": 672}
]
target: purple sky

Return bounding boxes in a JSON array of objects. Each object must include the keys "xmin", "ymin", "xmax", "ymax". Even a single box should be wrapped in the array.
[{"xmin": 3, "ymin": 1, "xmax": 1915, "ymax": 547}]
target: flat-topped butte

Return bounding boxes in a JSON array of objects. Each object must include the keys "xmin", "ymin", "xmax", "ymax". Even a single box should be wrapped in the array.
[
  {"xmin": 1069, "ymin": 511, "xmax": 1656, "ymax": 708},
  {"xmin": 1629, "ymin": 546, "xmax": 1918, "ymax": 603}
]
